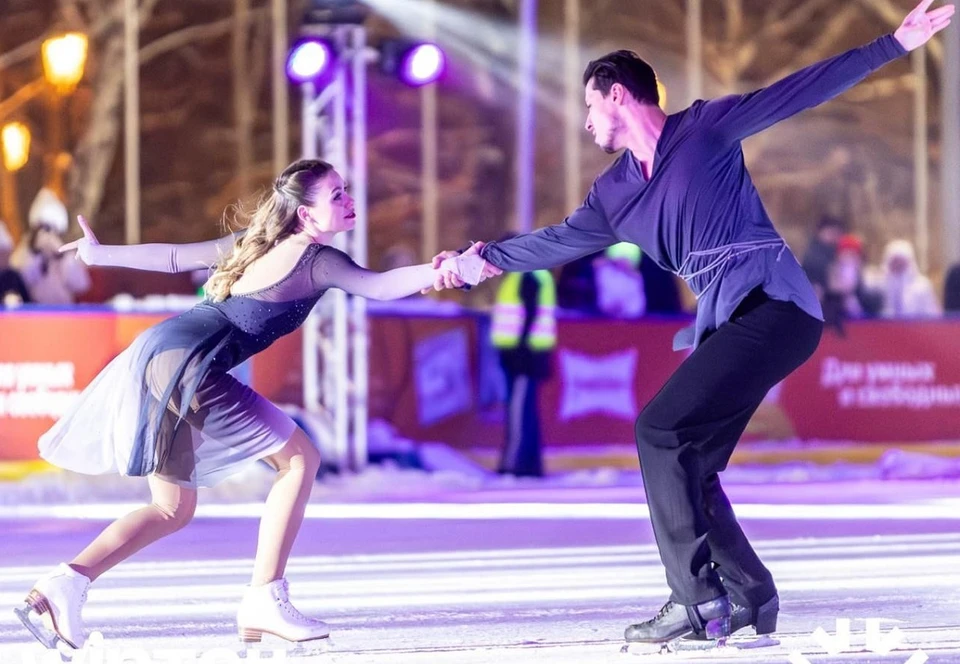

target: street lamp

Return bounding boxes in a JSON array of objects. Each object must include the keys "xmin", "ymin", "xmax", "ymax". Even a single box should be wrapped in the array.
[
  {"xmin": 1, "ymin": 121, "xmax": 31, "ymax": 241},
  {"xmin": 40, "ymin": 32, "xmax": 88, "ymax": 200},
  {"xmin": 41, "ymin": 32, "xmax": 89, "ymax": 94},
  {"xmin": 2, "ymin": 122, "xmax": 31, "ymax": 172}
]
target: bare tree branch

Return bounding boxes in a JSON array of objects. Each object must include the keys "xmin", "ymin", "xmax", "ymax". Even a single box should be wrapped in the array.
[
  {"xmin": 757, "ymin": 0, "xmax": 835, "ymax": 42},
  {"xmin": 765, "ymin": 4, "xmax": 861, "ymax": 82},
  {"xmin": 841, "ymin": 72, "xmax": 915, "ymax": 101},
  {"xmin": 0, "ymin": 78, "xmax": 47, "ymax": 122},
  {"xmin": 139, "ymin": 10, "xmax": 265, "ymax": 67},
  {"xmin": 0, "ymin": 38, "xmax": 44, "ymax": 74},
  {"xmin": 723, "ymin": 0, "xmax": 744, "ymax": 44},
  {"xmin": 249, "ymin": 11, "xmax": 271, "ymax": 110}
]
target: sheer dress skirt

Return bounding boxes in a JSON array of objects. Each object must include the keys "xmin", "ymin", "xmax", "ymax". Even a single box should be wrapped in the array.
[{"xmin": 38, "ymin": 307, "xmax": 297, "ymax": 489}]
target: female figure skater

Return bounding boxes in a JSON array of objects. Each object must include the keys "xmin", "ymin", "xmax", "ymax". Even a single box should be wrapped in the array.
[{"xmin": 16, "ymin": 159, "xmax": 484, "ymax": 651}]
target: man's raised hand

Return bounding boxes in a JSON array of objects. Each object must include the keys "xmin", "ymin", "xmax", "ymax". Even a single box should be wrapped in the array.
[{"xmin": 895, "ymin": 0, "xmax": 954, "ymax": 51}]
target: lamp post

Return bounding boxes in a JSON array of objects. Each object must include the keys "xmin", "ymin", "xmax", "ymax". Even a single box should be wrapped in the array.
[
  {"xmin": 1, "ymin": 121, "xmax": 31, "ymax": 239},
  {"xmin": 1, "ymin": 123, "xmax": 30, "ymax": 172},
  {"xmin": 41, "ymin": 32, "xmax": 88, "ymax": 200}
]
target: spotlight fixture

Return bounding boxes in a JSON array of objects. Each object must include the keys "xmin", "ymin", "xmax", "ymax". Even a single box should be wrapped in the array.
[
  {"xmin": 380, "ymin": 40, "xmax": 446, "ymax": 87},
  {"xmin": 285, "ymin": 38, "xmax": 335, "ymax": 84}
]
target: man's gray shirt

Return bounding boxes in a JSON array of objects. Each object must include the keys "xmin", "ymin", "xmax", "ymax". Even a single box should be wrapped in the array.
[{"xmin": 481, "ymin": 35, "xmax": 906, "ymax": 350}]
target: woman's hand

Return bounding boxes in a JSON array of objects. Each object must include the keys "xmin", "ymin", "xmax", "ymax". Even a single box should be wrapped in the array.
[{"xmin": 59, "ymin": 215, "xmax": 100, "ymax": 265}]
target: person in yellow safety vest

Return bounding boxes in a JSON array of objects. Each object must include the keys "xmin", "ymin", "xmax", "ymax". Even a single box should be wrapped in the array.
[{"xmin": 490, "ymin": 268, "xmax": 557, "ymax": 477}]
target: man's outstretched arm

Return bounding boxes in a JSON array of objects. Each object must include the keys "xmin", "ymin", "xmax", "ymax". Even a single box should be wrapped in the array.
[
  {"xmin": 710, "ymin": 0, "xmax": 953, "ymax": 143},
  {"xmin": 480, "ymin": 187, "xmax": 617, "ymax": 272}
]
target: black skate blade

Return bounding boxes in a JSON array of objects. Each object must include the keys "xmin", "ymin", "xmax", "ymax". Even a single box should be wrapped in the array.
[
  {"xmin": 621, "ymin": 634, "xmax": 780, "ymax": 655},
  {"xmin": 14, "ymin": 604, "xmax": 59, "ymax": 650}
]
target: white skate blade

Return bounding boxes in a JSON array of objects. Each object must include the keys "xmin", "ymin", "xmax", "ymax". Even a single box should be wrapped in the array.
[{"xmin": 238, "ymin": 636, "xmax": 331, "ymax": 659}]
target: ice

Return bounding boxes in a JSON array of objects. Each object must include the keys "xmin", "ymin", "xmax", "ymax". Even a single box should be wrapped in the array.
[
  {"xmin": 4, "ymin": 420, "xmax": 960, "ymax": 662},
  {"xmin": 2, "ymin": 471, "xmax": 960, "ymax": 663}
]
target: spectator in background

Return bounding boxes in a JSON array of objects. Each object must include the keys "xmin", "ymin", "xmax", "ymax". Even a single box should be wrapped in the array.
[
  {"xmin": 880, "ymin": 239, "xmax": 941, "ymax": 318},
  {"xmin": 822, "ymin": 234, "xmax": 882, "ymax": 334},
  {"xmin": 594, "ymin": 241, "xmax": 645, "ymax": 318},
  {"xmin": 943, "ymin": 260, "xmax": 960, "ymax": 313},
  {"xmin": 556, "ymin": 250, "xmax": 602, "ymax": 314},
  {"xmin": 802, "ymin": 216, "xmax": 846, "ymax": 302},
  {"xmin": 0, "ymin": 219, "xmax": 31, "ymax": 306},
  {"xmin": 11, "ymin": 188, "xmax": 90, "ymax": 305},
  {"xmin": 639, "ymin": 252, "xmax": 683, "ymax": 315},
  {"xmin": 490, "ymin": 238, "xmax": 556, "ymax": 477}
]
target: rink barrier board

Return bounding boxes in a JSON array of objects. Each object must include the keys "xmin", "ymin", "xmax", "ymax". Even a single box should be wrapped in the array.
[{"xmin": 2, "ymin": 310, "xmax": 960, "ymax": 461}]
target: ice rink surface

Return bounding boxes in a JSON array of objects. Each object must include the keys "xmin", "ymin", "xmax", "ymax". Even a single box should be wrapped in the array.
[{"xmin": 1, "ymin": 475, "xmax": 959, "ymax": 663}]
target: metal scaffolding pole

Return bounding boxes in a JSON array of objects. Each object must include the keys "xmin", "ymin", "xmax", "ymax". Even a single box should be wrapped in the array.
[
  {"xmin": 299, "ymin": 24, "xmax": 369, "ymax": 471},
  {"xmin": 515, "ymin": 0, "xmax": 537, "ymax": 233},
  {"xmin": 914, "ymin": 47, "xmax": 929, "ymax": 273},
  {"xmin": 124, "ymin": 0, "xmax": 140, "ymax": 245},
  {"xmin": 272, "ymin": 0, "xmax": 289, "ymax": 174},
  {"xmin": 564, "ymin": 0, "xmax": 582, "ymax": 212},
  {"xmin": 686, "ymin": 0, "xmax": 703, "ymax": 105},
  {"xmin": 421, "ymin": 0, "xmax": 439, "ymax": 263},
  {"xmin": 941, "ymin": 23, "xmax": 960, "ymax": 270}
]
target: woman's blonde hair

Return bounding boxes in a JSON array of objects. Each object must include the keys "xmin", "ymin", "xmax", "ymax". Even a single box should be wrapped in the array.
[{"xmin": 205, "ymin": 159, "xmax": 335, "ymax": 302}]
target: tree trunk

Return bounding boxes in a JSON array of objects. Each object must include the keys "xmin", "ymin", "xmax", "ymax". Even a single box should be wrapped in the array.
[{"xmin": 233, "ymin": 0, "xmax": 253, "ymax": 199}]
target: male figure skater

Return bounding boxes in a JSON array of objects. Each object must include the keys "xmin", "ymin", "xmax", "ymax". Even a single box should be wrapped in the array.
[{"xmin": 435, "ymin": 0, "xmax": 953, "ymax": 644}]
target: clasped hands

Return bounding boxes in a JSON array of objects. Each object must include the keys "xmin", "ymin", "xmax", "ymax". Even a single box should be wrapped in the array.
[{"xmin": 423, "ymin": 241, "xmax": 504, "ymax": 294}]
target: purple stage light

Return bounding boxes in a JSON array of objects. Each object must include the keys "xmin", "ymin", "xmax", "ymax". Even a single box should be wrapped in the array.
[
  {"xmin": 285, "ymin": 39, "xmax": 333, "ymax": 84},
  {"xmin": 399, "ymin": 43, "xmax": 445, "ymax": 87}
]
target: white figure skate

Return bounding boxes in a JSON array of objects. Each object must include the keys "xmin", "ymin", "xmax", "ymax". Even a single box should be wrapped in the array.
[
  {"xmin": 14, "ymin": 563, "xmax": 90, "ymax": 651},
  {"xmin": 236, "ymin": 578, "xmax": 330, "ymax": 644}
]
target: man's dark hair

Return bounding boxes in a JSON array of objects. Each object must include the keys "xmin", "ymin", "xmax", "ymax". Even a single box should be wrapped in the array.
[{"xmin": 583, "ymin": 50, "xmax": 659, "ymax": 106}]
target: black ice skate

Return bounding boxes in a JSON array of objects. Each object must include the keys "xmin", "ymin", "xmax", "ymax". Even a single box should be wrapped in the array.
[
  {"xmin": 684, "ymin": 593, "xmax": 779, "ymax": 641},
  {"xmin": 624, "ymin": 596, "xmax": 731, "ymax": 645}
]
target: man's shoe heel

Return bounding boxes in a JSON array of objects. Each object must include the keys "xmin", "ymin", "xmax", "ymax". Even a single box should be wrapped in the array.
[
  {"xmin": 754, "ymin": 595, "xmax": 779, "ymax": 635},
  {"xmin": 705, "ymin": 616, "xmax": 731, "ymax": 640}
]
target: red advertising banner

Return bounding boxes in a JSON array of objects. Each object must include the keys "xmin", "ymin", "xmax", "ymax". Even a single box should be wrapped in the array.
[
  {"xmin": 781, "ymin": 322, "xmax": 960, "ymax": 442},
  {"xmin": 538, "ymin": 319, "xmax": 686, "ymax": 445},
  {"xmin": 0, "ymin": 313, "xmax": 117, "ymax": 460},
  {"xmin": 537, "ymin": 320, "xmax": 960, "ymax": 446}
]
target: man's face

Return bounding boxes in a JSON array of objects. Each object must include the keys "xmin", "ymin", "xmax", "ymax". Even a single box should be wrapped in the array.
[{"xmin": 584, "ymin": 79, "xmax": 622, "ymax": 154}]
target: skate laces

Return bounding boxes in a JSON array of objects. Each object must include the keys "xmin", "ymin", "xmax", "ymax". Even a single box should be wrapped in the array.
[
  {"xmin": 651, "ymin": 601, "xmax": 676, "ymax": 623},
  {"xmin": 275, "ymin": 580, "xmax": 312, "ymax": 624}
]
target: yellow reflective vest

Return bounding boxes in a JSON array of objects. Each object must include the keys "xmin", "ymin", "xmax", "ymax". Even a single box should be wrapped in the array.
[{"xmin": 491, "ymin": 271, "xmax": 557, "ymax": 351}]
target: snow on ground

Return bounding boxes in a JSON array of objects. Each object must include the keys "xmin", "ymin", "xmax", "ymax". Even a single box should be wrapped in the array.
[{"xmin": 3, "ymin": 440, "xmax": 960, "ymax": 508}]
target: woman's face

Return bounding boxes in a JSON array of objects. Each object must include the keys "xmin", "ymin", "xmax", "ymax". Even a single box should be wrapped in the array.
[{"xmin": 298, "ymin": 171, "xmax": 356, "ymax": 237}]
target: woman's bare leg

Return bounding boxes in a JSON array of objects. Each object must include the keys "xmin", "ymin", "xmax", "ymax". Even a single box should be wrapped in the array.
[
  {"xmin": 69, "ymin": 475, "xmax": 197, "ymax": 581},
  {"xmin": 250, "ymin": 428, "xmax": 320, "ymax": 586}
]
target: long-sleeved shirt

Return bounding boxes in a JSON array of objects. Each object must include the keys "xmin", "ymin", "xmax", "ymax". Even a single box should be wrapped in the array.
[{"xmin": 482, "ymin": 34, "xmax": 907, "ymax": 350}]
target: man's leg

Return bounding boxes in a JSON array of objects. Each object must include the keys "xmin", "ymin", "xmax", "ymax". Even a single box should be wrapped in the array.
[
  {"xmin": 702, "ymin": 470, "xmax": 776, "ymax": 607},
  {"xmin": 633, "ymin": 293, "xmax": 821, "ymax": 606}
]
